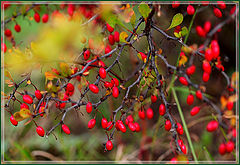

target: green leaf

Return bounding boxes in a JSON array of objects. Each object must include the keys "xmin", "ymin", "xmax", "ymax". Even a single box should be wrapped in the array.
[
  {"xmin": 167, "ymin": 13, "xmax": 183, "ymax": 30},
  {"xmin": 130, "ymin": 12, "xmax": 136, "ymax": 28},
  {"xmin": 105, "ymin": 14, "xmax": 118, "ymax": 28},
  {"xmin": 138, "ymin": 3, "xmax": 152, "ymax": 19},
  {"xmin": 180, "ymin": 26, "xmax": 189, "ymax": 37}
]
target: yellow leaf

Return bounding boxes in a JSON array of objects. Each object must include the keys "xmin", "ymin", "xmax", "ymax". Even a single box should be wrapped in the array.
[
  {"xmin": 220, "ymin": 95, "xmax": 228, "ymax": 109},
  {"xmin": 105, "ymin": 89, "xmax": 112, "ymax": 96},
  {"xmin": 13, "ymin": 108, "xmax": 32, "ymax": 122},
  {"xmin": 4, "ymin": 70, "xmax": 14, "ymax": 82},
  {"xmin": 45, "ymin": 71, "xmax": 57, "ymax": 81},
  {"xmin": 228, "ymin": 94, "xmax": 238, "ymax": 102},
  {"xmin": 178, "ymin": 55, "xmax": 188, "ymax": 66},
  {"xmin": 27, "ymin": 80, "xmax": 31, "ymax": 85},
  {"xmin": 119, "ymin": 32, "xmax": 129, "ymax": 43}
]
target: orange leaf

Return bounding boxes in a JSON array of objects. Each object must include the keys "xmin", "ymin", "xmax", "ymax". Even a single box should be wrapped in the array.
[{"xmin": 45, "ymin": 71, "xmax": 57, "ymax": 81}]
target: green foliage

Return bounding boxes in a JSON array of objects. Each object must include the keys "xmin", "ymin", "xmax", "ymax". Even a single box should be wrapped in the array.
[
  {"xmin": 138, "ymin": 3, "xmax": 152, "ymax": 19},
  {"xmin": 167, "ymin": 13, "xmax": 183, "ymax": 30}
]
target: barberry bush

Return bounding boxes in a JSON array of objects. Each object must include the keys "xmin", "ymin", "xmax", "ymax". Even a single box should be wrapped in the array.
[{"xmin": 2, "ymin": 1, "xmax": 238, "ymax": 163}]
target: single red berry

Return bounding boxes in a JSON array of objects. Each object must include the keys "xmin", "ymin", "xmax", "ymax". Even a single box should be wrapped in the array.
[
  {"xmin": 165, "ymin": 120, "xmax": 172, "ymax": 131},
  {"xmin": 226, "ymin": 101, "xmax": 234, "ymax": 110},
  {"xmin": 106, "ymin": 140, "xmax": 113, "ymax": 151},
  {"xmin": 230, "ymin": 5, "xmax": 236, "ymax": 15},
  {"xmin": 114, "ymin": 31, "xmax": 119, "ymax": 42},
  {"xmin": 125, "ymin": 115, "xmax": 134, "ymax": 125},
  {"xmin": 112, "ymin": 86, "xmax": 119, "ymax": 98},
  {"xmin": 66, "ymin": 83, "xmax": 74, "ymax": 92},
  {"xmin": 206, "ymin": 120, "xmax": 219, "ymax": 132},
  {"xmin": 83, "ymin": 49, "xmax": 90, "ymax": 60},
  {"xmin": 213, "ymin": 8, "xmax": 222, "ymax": 18},
  {"xmin": 88, "ymin": 119, "xmax": 96, "ymax": 129},
  {"xmin": 190, "ymin": 106, "xmax": 200, "ymax": 116},
  {"xmin": 195, "ymin": 90, "xmax": 203, "ymax": 100},
  {"xmin": 1, "ymin": 43, "xmax": 7, "ymax": 53},
  {"xmin": 34, "ymin": 12, "xmax": 40, "ymax": 23},
  {"xmin": 108, "ymin": 34, "xmax": 115, "ymax": 45},
  {"xmin": 226, "ymin": 141, "xmax": 234, "ymax": 153},
  {"xmin": 104, "ymin": 81, "xmax": 113, "ymax": 89},
  {"xmin": 217, "ymin": 1, "xmax": 226, "ymax": 9},
  {"xmin": 105, "ymin": 45, "xmax": 112, "ymax": 56},
  {"xmin": 118, "ymin": 122, "xmax": 127, "ymax": 133},
  {"xmin": 98, "ymin": 60, "xmax": 106, "ymax": 67},
  {"xmin": 106, "ymin": 121, "xmax": 113, "ymax": 131},
  {"xmin": 186, "ymin": 65, "xmax": 196, "ymax": 76},
  {"xmin": 139, "ymin": 52, "xmax": 147, "ymax": 62},
  {"xmin": 159, "ymin": 104, "xmax": 166, "ymax": 116},
  {"xmin": 219, "ymin": 143, "xmax": 226, "ymax": 155},
  {"xmin": 62, "ymin": 124, "xmax": 71, "ymax": 135},
  {"xmin": 205, "ymin": 48, "xmax": 213, "ymax": 61},
  {"xmin": 179, "ymin": 77, "xmax": 188, "ymax": 86},
  {"xmin": 146, "ymin": 108, "xmax": 154, "ymax": 119},
  {"xmin": 67, "ymin": 4, "xmax": 75, "ymax": 16},
  {"xmin": 187, "ymin": 5, "xmax": 195, "ymax": 15},
  {"xmin": 211, "ymin": 46, "xmax": 220, "ymax": 59},
  {"xmin": 170, "ymin": 157, "xmax": 178, "ymax": 164},
  {"xmin": 172, "ymin": 1, "xmax": 180, "ymax": 8},
  {"xmin": 89, "ymin": 84, "xmax": 99, "ymax": 94},
  {"xmin": 196, "ymin": 26, "xmax": 206, "ymax": 37},
  {"xmin": 134, "ymin": 122, "xmax": 141, "ymax": 132},
  {"xmin": 112, "ymin": 78, "xmax": 119, "ymax": 87},
  {"xmin": 151, "ymin": 95, "xmax": 157, "ymax": 103},
  {"xmin": 178, "ymin": 139, "xmax": 183, "ymax": 146},
  {"xmin": 35, "ymin": 90, "xmax": 42, "ymax": 100},
  {"xmin": 181, "ymin": 144, "xmax": 187, "ymax": 154},
  {"xmin": 36, "ymin": 126, "xmax": 45, "ymax": 137},
  {"xmin": 201, "ymin": 1, "xmax": 209, "ymax": 6},
  {"xmin": 202, "ymin": 72, "xmax": 210, "ymax": 82},
  {"xmin": 128, "ymin": 122, "xmax": 136, "ymax": 132},
  {"xmin": 202, "ymin": 61, "xmax": 211, "ymax": 74},
  {"xmin": 23, "ymin": 95, "xmax": 33, "ymax": 104},
  {"xmin": 138, "ymin": 110, "xmax": 145, "ymax": 119},
  {"xmin": 14, "ymin": 24, "xmax": 21, "ymax": 32},
  {"xmin": 4, "ymin": 29, "xmax": 12, "ymax": 37},
  {"xmin": 232, "ymin": 128, "xmax": 236, "ymax": 138},
  {"xmin": 10, "ymin": 115, "xmax": 18, "ymax": 126},
  {"xmin": 187, "ymin": 94, "xmax": 194, "ymax": 105},
  {"xmin": 177, "ymin": 123, "xmax": 184, "ymax": 135},
  {"xmin": 42, "ymin": 14, "xmax": 49, "ymax": 23},
  {"xmin": 204, "ymin": 21, "xmax": 211, "ymax": 33},
  {"xmin": 101, "ymin": 118, "xmax": 108, "ymax": 129},
  {"xmin": 106, "ymin": 23, "xmax": 114, "ymax": 33},
  {"xmin": 99, "ymin": 67, "xmax": 107, "ymax": 79},
  {"xmin": 86, "ymin": 102, "xmax": 92, "ymax": 113},
  {"xmin": 20, "ymin": 103, "xmax": 29, "ymax": 109}
]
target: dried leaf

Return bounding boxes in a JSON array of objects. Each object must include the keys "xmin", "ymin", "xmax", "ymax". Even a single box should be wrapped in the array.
[{"xmin": 13, "ymin": 108, "xmax": 32, "ymax": 122}]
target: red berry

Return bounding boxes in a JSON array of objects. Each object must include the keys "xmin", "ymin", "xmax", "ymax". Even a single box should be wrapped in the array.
[
  {"xmin": 20, "ymin": 103, "xmax": 29, "ymax": 109},
  {"xmin": 34, "ymin": 12, "xmax": 40, "ymax": 23},
  {"xmin": 232, "ymin": 129, "xmax": 236, "ymax": 138},
  {"xmin": 159, "ymin": 104, "xmax": 166, "ymax": 116},
  {"xmin": 39, "ymin": 106, "xmax": 45, "ymax": 117},
  {"xmin": 88, "ymin": 119, "xmax": 96, "ymax": 129},
  {"xmin": 112, "ymin": 78, "xmax": 119, "ymax": 87},
  {"xmin": 23, "ymin": 95, "xmax": 33, "ymax": 104},
  {"xmin": 217, "ymin": 1, "xmax": 226, "ymax": 9},
  {"xmin": 226, "ymin": 141, "xmax": 234, "ymax": 153},
  {"xmin": 196, "ymin": 26, "xmax": 206, "ymax": 37},
  {"xmin": 105, "ymin": 45, "xmax": 112, "ymax": 56},
  {"xmin": 151, "ymin": 95, "xmax": 157, "ymax": 103},
  {"xmin": 187, "ymin": 5, "xmax": 195, "ymax": 15},
  {"xmin": 170, "ymin": 157, "xmax": 178, "ymax": 164},
  {"xmin": 165, "ymin": 120, "xmax": 171, "ymax": 131},
  {"xmin": 62, "ymin": 124, "xmax": 71, "ymax": 135},
  {"xmin": 98, "ymin": 60, "xmax": 106, "ymax": 67},
  {"xmin": 108, "ymin": 34, "xmax": 115, "ymax": 45},
  {"xmin": 172, "ymin": 1, "xmax": 180, "ymax": 8},
  {"xmin": 99, "ymin": 67, "xmax": 107, "ymax": 79},
  {"xmin": 36, "ymin": 126, "xmax": 45, "ymax": 137},
  {"xmin": 138, "ymin": 110, "xmax": 145, "ymax": 119},
  {"xmin": 10, "ymin": 115, "xmax": 18, "ymax": 126},
  {"xmin": 201, "ymin": 1, "xmax": 209, "ymax": 6},
  {"xmin": 179, "ymin": 77, "xmax": 188, "ymax": 86},
  {"xmin": 114, "ymin": 31, "xmax": 119, "ymax": 42},
  {"xmin": 177, "ymin": 123, "xmax": 184, "ymax": 135},
  {"xmin": 219, "ymin": 143, "xmax": 226, "ymax": 155},
  {"xmin": 101, "ymin": 118, "xmax": 108, "ymax": 129},
  {"xmin": 125, "ymin": 115, "xmax": 134, "ymax": 125},
  {"xmin": 187, "ymin": 94, "xmax": 194, "ymax": 105},
  {"xmin": 186, "ymin": 65, "xmax": 196, "ymax": 76},
  {"xmin": 190, "ymin": 106, "xmax": 200, "ymax": 116},
  {"xmin": 139, "ymin": 52, "xmax": 147, "ymax": 62},
  {"xmin": 211, "ymin": 46, "xmax": 220, "ymax": 59},
  {"xmin": 112, "ymin": 87, "xmax": 119, "ymax": 98},
  {"xmin": 118, "ymin": 122, "xmax": 126, "ymax": 133},
  {"xmin": 204, "ymin": 21, "xmax": 211, "ymax": 33},
  {"xmin": 134, "ymin": 122, "xmax": 141, "ymax": 132},
  {"xmin": 128, "ymin": 122, "xmax": 136, "ymax": 132},
  {"xmin": 106, "ymin": 23, "xmax": 114, "ymax": 33},
  {"xmin": 89, "ymin": 84, "xmax": 99, "ymax": 94},
  {"xmin": 42, "ymin": 14, "xmax": 49, "ymax": 23},
  {"xmin": 178, "ymin": 139, "xmax": 183, "ymax": 146},
  {"xmin": 104, "ymin": 81, "xmax": 113, "ymax": 89},
  {"xmin": 35, "ymin": 90, "xmax": 42, "ymax": 100},
  {"xmin": 205, "ymin": 49, "xmax": 213, "ymax": 61},
  {"xmin": 195, "ymin": 90, "xmax": 203, "ymax": 100},
  {"xmin": 86, "ymin": 102, "xmax": 92, "ymax": 113},
  {"xmin": 106, "ymin": 140, "xmax": 113, "ymax": 151},
  {"xmin": 226, "ymin": 101, "xmax": 234, "ymax": 110},
  {"xmin": 106, "ymin": 121, "xmax": 113, "ymax": 131},
  {"xmin": 146, "ymin": 108, "xmax": 154, "ymax": 119},
  {"xmin": 67, "ymin": 4, "xmax": 75, "ymax": 16},
  {"xmin": 230, "ymin": 5, "xmax": 236, "ymax": 15},
  {"xmin": 202, "ymin": 72, "xmax": 210, "ymax": 82},
  {"xmin": 66, "ymin": 83, "xmax": 74, "ymax": 92},
  {"xmin": 202, "ymin": 61, "xmax": 211, "ymax": 74},
  {"xmin": 206, "ymin": 120, "xmax": 219, "ymax": 132},
  {"xmin": 1, "ymin": 43, "xmax": 7, "ymax": 53},
  {"xmin": 14, "ymin": 24, "xmax": 21, "ymax": 32},
  {"xmin": 83, "ymin": 50, "xmax": 91, "ymax": 60},
  {"xmin": 4, "ymin": 29, "xmax": 12, "ymax": 37},
  {"xmin": 213, "ymin": 8, "xmax": 222, "ymax": 18},
  {"xmin": 181, "ymin": 144, "xmax": 187, "ymax": 154}
]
